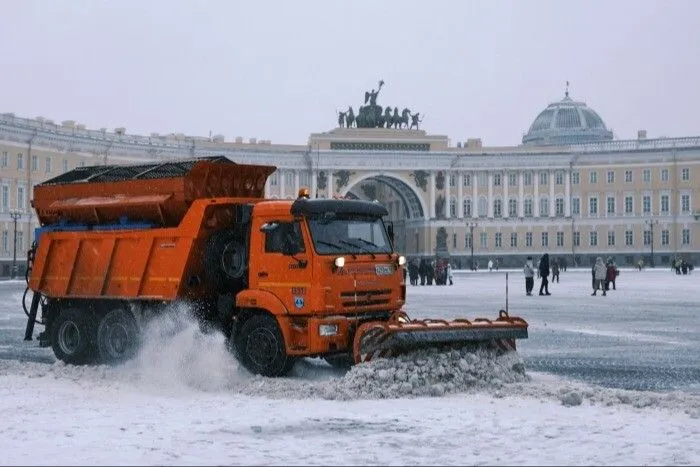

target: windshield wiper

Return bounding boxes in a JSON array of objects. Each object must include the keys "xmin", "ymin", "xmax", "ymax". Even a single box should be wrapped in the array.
[
  {"xmin": 315, "ymin": 240, "xmax": 343, "ymax": 250},
  {"xmin": 357, "ymin": 238, "xmax": 392, "ymax": 257},
  {"xmin": 341, "ymin": 239, "xmax": 375, "ymax": 259}
]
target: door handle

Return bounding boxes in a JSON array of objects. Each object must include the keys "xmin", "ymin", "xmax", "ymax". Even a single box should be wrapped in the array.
[{"xmin": 258, "ymin": 271, "xmax": 268, "ymax": 278}]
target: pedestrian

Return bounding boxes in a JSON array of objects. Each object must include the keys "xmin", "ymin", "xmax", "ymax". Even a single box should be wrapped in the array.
[
  {"xmin": 488, "ymin": 259, "xmax": 494, "ymax": 272},
  {"xmin": 446, "ymin": 263, "xmax": 453, "ymax": 286},
  {"xmin": 538, "ymin": 253, "xmax": 551, "ymax": 295},
  {"xmin": 523, "ymin": 256, "xmax": 535, "ymax": 296},
  {"xmin": 605, "ymin": 257, "xmax": 618, "ymax": 290},
  {"xmin": 592, "ymin": 257, "xmax": 607, "ymax": 296},
  {"xmin": 551, "ymin": 259, "xmax": 560, "ymax": 283}
]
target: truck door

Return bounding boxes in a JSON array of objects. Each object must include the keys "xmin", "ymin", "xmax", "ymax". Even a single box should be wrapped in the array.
[{"xmin": 251, "ymin": 219, "xmax": 313, "ymax": 314}]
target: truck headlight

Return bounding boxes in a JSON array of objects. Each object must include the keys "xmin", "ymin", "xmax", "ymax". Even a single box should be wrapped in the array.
[
  {"xmin": 319, "ymin": 324, "xmax": 339, "ymax": 336},
  {"xmin": 398, "ymin": 255, "xmax": 406, "ymax": 266},
  {"xmin": 334, "ymin": 257, "xmax": 345, "ymax": 268}
]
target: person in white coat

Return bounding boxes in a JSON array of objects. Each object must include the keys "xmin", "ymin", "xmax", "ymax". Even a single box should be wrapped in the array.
[
  {"xmin": 592, "ymin": 257, "xmax": 607, "ymax": 296},
  {"xmin": 446, "ymin": 264, "xmax": 453, "ymax": 285}
]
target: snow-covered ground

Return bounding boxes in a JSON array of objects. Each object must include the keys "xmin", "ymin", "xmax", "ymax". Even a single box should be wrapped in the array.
[{"xmin": 0, "ymin": 269, "xmax": 698, "ymax": 466}]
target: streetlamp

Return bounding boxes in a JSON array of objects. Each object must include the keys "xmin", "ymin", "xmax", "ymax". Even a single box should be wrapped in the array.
[
  {"xmin": 645, "ymin": 219, "xmax": 659, "ymax": 268},
  {"xmin": 467, "ymin": 221, "xmax": 478, "ymax": 271},
  {"xmin": 9, "ymin": 209, "xmax": 22, "ymax": 279}
]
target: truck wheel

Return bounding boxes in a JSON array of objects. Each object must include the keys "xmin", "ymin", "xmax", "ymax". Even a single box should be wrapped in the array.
[
  {"xmin": 235, "ymin": 314, "xmax": 295, "ymax": 377},
  {"xmin": 51, "ymin": 307, "xmax": 96, "ymax": 365},
  {"xmin": 97, "ymin": 309, "xmax": 140, "ymax": 365},
  {"xmin": 204, "ymin": 231, "xmax": 247, "ymax": 292}
]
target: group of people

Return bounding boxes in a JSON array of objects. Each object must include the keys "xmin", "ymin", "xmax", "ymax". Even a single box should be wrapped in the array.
[
  {"xmin": 523, "ymin": 253, "xmax": 553, "ymax": 296},
  {"xmin": 407, "ymin": 258, "xmax": 454, "ymax": 286},
  {"xmin": 672, "ymin": 258, "xmax": 694, "ymax": 275},
  {"xmin": 591, "ymin": 257, "xmax": 619, "ymax": 296}
]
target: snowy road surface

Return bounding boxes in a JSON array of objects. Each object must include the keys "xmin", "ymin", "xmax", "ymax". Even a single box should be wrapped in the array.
[{"xmin": 0, "ymin": 269, "xmax": 699, "ymax": 465}]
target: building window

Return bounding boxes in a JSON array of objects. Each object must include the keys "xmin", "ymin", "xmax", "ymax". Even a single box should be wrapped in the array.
[
  {"xmin": 539, "ymin": 197, "xmax": 549, "ymax": 217},
  {"xmin": 465, "ymin": 233, "xmax": 472, "ymax": 249},
  {"xmin": 643, "ymin": 230, "xmax": 651, "ymax": 246},
  {"xmin": 1, "ymin": 185, "xmax": 8, "ymax": 212},
  {"xmin": 45, "ymin": 156, "xmax": 52, "ymax": 173},
  {"xmin": 479, "ymin": 232, "xmax": 487, "ymax": 249},
  {"xmin": 642, "ymin": 195, "xmax": 651, "ymax": 214},
  {"xmin": 17, "ymin": 186, "xmax": 25, "ymax": 210},
  {"xmin": 660, "ymin": 194, "xmax": 669, "ymax": 214},
  {"xmin": 589, "ymin": 197, "xmax": 598, "ymax": 216},
  {"xmin": 463, "ymin": 173, "xmax": 471, "ymax": 186},
  {"xmin": 555, "ymin": 171, "xmax": 564, "ymax": 185},
  {"xmin": 453, "ymin": 233, "xmax": 457, "ymax": 249},
  {"xmin": 555, "ymin": 198, "xmax": 564, "ymax": 217},
  {"xmin": 300, "ymin": 172, "xmax": 310, "ymax": 186},
  {"xmin": 493, "ymin": 173, "xmax": 501, "ymax": 187},
  {"xmin": 589, "ymin": 171, "xmax": 598, "ymax": 184},
  {"xmin": 269, "ymin": 173, "xmax": 278, "ymax": 186},
  {"xmin": 625, "ymin": 170, "xmax": 632, "ymax": 183},
  {"xmin": 572, "ymin": 197, "xmax": 580, "ymax": 216},
  {"xmin": 607, "ymin": 231, "xmax": 615, "ymax": 246},
  {"xmin": 493, "ymin": 199, "xmax": 502, "ymax": 218},
  {"xmin": 681, "ymin": 168, "xmax": 690, "ymax": 181},
  {"xmin": 478, "ymin": 197, "xmax": 488, "ymax": 217},
  {"xmin": 573, "ymin": 231, "xmax": 580, "ymax": 247},
  {"xmin": 495, "ymin": 232, "xmax": 502, "ymax": 248},
  {"xmin": 571, "ymin": 171, "xmax": 579, "ymax": 185},
  {"xmin": 524, "ymin": 198, "xmax": 533, "ymax": 217},
  {"xmin": 449, "ymin": 197, "xmax": 456, "ymax": 217},
  {"xmin": 450, "ymin": 174, "xmax": 456, "ymax": 188},
  {"xmin": 681, "ymin": 194, "xmax": 690, "ymax": 213},
  {"xmin": 607, "ymin": 171, "xmax": 615, "ymax": 184},
  {"xmin": 541, "ymin": 232, "xmax": 548, "ymax": 247},
  {"xmin": 556, "ymin": 231, "xmax": 564, "ymax": 247},
  {"xmin": 508, "ymin": 198, "xmax": 517, "ymax": 217},
  {"xmin": 284, "ymin": 171, "xmax": 293, "ymax": 186},
  {"xmin": 661, "ymin": 168, "xmax": 669, "ymax": 182},
  {"xmin": 508, "ymin": 173, "xmax": 517, "ymax": 187},
  {"xmin": 510, "ymin": 232, "xmax": 518, "ymax": 248},
  {"xmin": 523, "ymin": 172, "xmax": 532, "ymax": 186},
  {"xmin": 606, "ymin": 196, "xmax": 615, "ymax": 215},
  {"xmin": 477, "ymin": 172, "xmax": 488, "ymax": 187},
  {"xmin": 31, "ymin": 155, "xmax": 38, "ymax": 172},
  {"xmin": 643, "ymin": 169, "xmax": 651, "ymax": 182},
  {"xmin": 590, "ymin": 231, "xmax": 598, "ymax": 246},
  {"xmin": 463, "ymin": 198, "xmax": 472, "ymax": 217},
  {"xmin": 17, "ymin": 231, "xmax": 23, "ymax": 253},
  {"xmin": 17, "ymin": 153, "xmax": 24, "ymax": 171},
  {"xmin": 1, "ymin": 151, "xmax": 7, "ymax": 168},
  {"xmin": 2, "ymin": 230, "xmax": 7, "ymax": 253},
  {"xmin": 62, "ymin": 159, "xmax": 69, "ymax": 173},
  {"xmin": 539, "ymin": 172, "xmax": 548, "ymax": 185},
  {"xmin": 525, "ymin": 232, "xmax": 532, "ymax": 247},
  {"xmin": 625, "ymin": 230, "xmax": 633, "ymax": 246},
  {"xmin": 661, "ymin": 229, "xmax": 670, "ymax": 246},
  {"xmin": 625, "ymin": 196, "xmax": 633, "ymax": 215},
  {"xmin": 682, "ymin": 228, "xmax": 690, "ymax": 245}
]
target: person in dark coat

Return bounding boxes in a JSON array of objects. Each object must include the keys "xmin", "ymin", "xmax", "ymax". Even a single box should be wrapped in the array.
[{"xmin": 538, "ymin": 253, "xmax": 551, "ymax": 295}]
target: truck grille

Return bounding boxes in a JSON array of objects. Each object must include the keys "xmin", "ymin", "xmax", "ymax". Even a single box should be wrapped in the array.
[{"xmin": 339, "ymin": 288, "xmax": 392, "ymax": 309}]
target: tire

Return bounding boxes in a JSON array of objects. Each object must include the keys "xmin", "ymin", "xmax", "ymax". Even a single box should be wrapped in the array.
[
  {"xmin": 234, "ymin": 314, "xmax": 294, "ymax": 377},
  {"xmin": 204, "ymin": 231, "xmax": 247, "ymax": 292},
  {"xmin": 51, "ymin": 307, "xmax": 96, "ymax": 365},
  {"xmin": 96, "ymin": 308, "xmax": 141, "ymax": 365}
]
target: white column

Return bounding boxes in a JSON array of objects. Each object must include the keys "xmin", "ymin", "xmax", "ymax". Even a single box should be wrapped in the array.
[
  {"xmin": 503, "ymin": 171, "xmax": 509, "ymax": 218},
  {"xmin": 279, "ymin": 169, "xmax": 286, "ymax": 198},
  {"xmin": 444, "ymin": 171, "xmax": 450, "ymax": 218},
  {"xmin": 549, "ymin": 170, "xmax": 555, "ymax": 217},
  {"xmin": 429, "ymin": 171, "xmax": 436, "ymax": 218},
  {"xmin": 565, "ymin": 169, "xmax": 571, "ymax": 217},
  {"xmin": 294, "ymin": 170, "xmax": 300, "ymax": 196},
  {"xmin": 534, "ymin": 171, "xmax": 540, "ymax": 218},
  {"xmin": 457, "ymin": 172, "xmax": 464, "ymax": 219},
  {"xmin": 518, "ymin": 172, "xmax": 524, "ymax": 217},
  {"xmin": 264, "ymin": 177, "xmax": 271, "ymax": 198},
  {"xmin": 311, "ymin": 170, "xmax": 318, "ymax": 199},
  {"xmin": 487, "ymin": 172, "xmax": 494, "ymax": 218},
  {"xmin": 326, "ymin": 170, "xmax": 333, "ymax": 199},
  {"xmin": 472, "ymin": 171, "xmax": 478, "ymax": 218}
]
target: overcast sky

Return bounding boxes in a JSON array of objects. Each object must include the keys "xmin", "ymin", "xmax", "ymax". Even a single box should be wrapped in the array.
[{"xmin": 2, "ymin": 0, "xmax": 698, "ymax": 146}]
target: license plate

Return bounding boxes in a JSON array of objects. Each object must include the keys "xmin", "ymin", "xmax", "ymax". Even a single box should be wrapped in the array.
[{"xmin": 375, "ymin": 264, "xmax": 394, "ymax": 276}]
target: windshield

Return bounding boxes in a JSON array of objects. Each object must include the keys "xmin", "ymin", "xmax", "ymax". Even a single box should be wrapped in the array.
[{"xmin": 307, "ymin": 215, "xmax": 392, "ymax": 255}]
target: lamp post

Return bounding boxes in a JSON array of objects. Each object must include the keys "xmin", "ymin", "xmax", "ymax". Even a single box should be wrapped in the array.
[
  {"xmin": 645, "ymin": 219, "xmax": 658, "ymax": 268},
  {"xmin": 467, "ymin": 221, "xmax": 478, "ymax": 271},
  {"xmin": 9, "ymin": 209, "xmax": 22, "ymax": 279}
]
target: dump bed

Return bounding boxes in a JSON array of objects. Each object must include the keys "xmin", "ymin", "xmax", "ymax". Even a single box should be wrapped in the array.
[{"xmin": 32, "ymin": 156, "xmax": 275, "ymax": 227}]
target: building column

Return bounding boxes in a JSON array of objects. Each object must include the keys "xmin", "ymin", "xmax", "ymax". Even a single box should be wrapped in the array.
[
  {"xmin": 457, "ymin": 172, "xmax": 464, "ymax": 219},
  {"xmin": 326, "ymin": 170, "xmax": 333, "ymax": 199},
  {"xmin": 565, "ymin": 169, "xmax": 571, "ymax": 216},
  {"xmin": 264, "ymin": 177, "xmax": 271, "ymax": 198},
  {"xmin": 311, "ymin": 170, "xmax": 318, "ymax": 199},
  {"xmin": 472, "ymin": 171, "xmax": 478, "ymax": 218},
  {"xmin": 503, "ymin": 171, "xmax": 509, "ymax": 218},
  {"xmin": 279, "ymin": 169, "xmax": 286, "ymax": 198},
  {"xmin": 429, "ymin": 171, "xmax": 436, "ymax": 218},
  {"xmin": 518, "ymin": 171, "xmax": 524, "ymax": 217},
  {"xmin": 294, "ymin": 170, "xmax": 300, "ymax": 196},
  {"xmin": 444, "ymin": 171, "xmax": 450, "ymax": 218},
  {"xmin": 534, "ymin": 171, "xmax": 540, "ymax": 218},
  {"xmin": 487, "ymin": 172, "xmax": 494, "ymax": 218},
  {"xmin": 549, "ymin": 170, "xmax": 555, "ymax": 217}
]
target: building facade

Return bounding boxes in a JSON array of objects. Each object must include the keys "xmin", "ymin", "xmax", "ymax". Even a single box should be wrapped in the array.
[{"xmin": 0, "ymin": 91, "xmax": 698, "ymax": 276}]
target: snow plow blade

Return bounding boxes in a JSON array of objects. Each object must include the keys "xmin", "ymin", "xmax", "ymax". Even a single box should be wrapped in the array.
[{"xmin": 353, "ymin": 310, "xmax": 528, "ymax": 364}]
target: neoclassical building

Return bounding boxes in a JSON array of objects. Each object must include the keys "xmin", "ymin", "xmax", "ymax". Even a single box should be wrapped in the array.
[{"xmin": 0, "ymin": 89, "xmax": 697, "ymax": 275}]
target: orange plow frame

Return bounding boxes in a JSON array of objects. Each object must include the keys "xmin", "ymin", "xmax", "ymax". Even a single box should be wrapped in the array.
[{"xmin": 352, "ymin": 310, "xmax": 529, "ymax": 364}]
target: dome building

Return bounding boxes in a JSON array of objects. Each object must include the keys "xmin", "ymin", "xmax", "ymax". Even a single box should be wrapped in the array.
[{"xmin": 522, "ymin": 87, "xmax": 613, "ymax": 145}]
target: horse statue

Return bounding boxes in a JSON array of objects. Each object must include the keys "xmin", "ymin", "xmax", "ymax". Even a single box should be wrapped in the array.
[
  {"xmin": 383, "ymin": 106, "xmax": 392, "ymax": 128},
  {"xmin": 345, "ymin": 106, "xmax": 356, "ymax": 128},
  {"xmin": 390, "ymin": 107, "xmax": 400, "ymax": 129},
  {"xmin": 337, "ymin": 110, "xmax": 347, "ymax": 128},
  {"xmin": 398, "ymin": 108, "xmax": 411, "ymax": 129},
  {"xmin": 410, "ymin": 112, "xmax": 423, "ymax": 130}
]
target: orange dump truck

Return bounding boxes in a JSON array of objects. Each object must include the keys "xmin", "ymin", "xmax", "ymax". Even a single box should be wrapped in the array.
[{"xmin": 23, "ymin": 157, "xmax": 528, "ymax": 376}]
